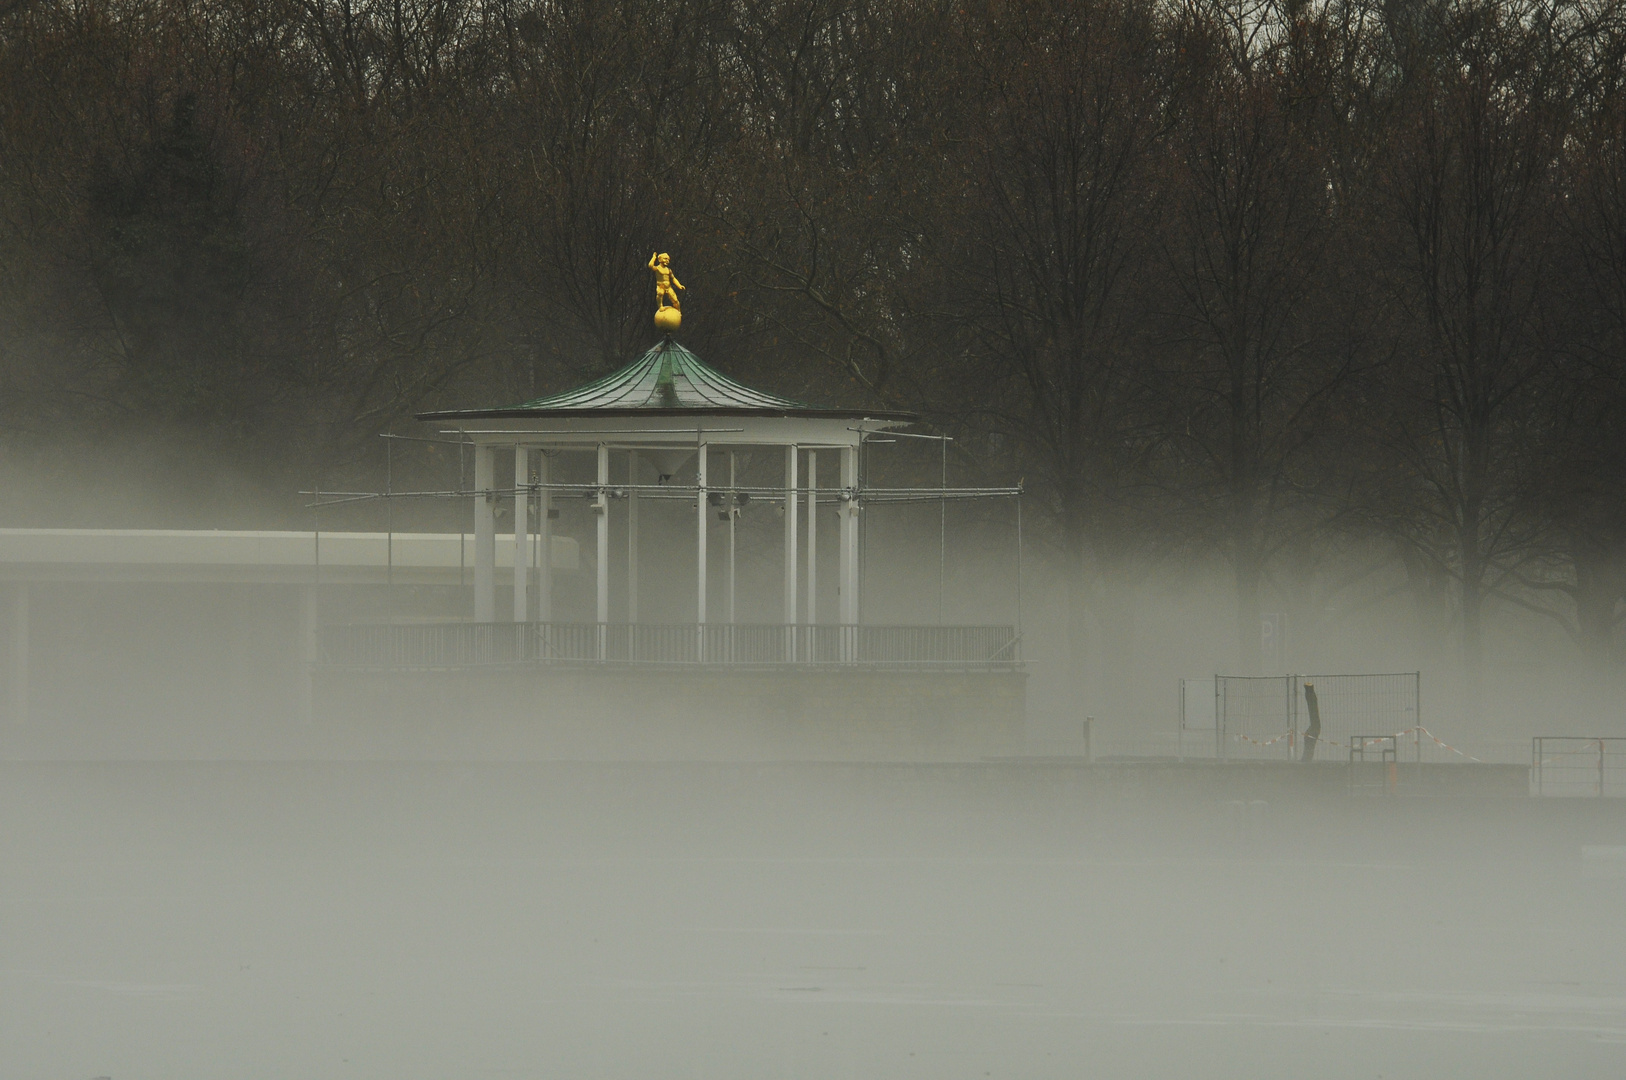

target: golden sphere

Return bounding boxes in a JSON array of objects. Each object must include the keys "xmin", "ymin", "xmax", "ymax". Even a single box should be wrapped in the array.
[{"xmin": 654, "ymin": 306, "xmax": 682, "ymax": 333}]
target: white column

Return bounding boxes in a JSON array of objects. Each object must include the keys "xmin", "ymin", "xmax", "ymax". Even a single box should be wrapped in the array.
[
  {"xmin": 728, "ymin": 451, "xmax": 737, "ymax": 625},
  {"xmin": 784, "ymin": 445, "xmax": 799, "ymax": 627},
  {"xmin": 696, "ymin": 446, "xmax": 709, "ymax": 624},
  {"xmin": 806, "ymin": 450, "xmax": 817, "ymax": 628},
  {"xmin": 696, "ymin": 445, "xmax": 708, "ymax": 661},
  {"xmin": 536, "ymin": 453, "xmax": 552, "ymax": 623},
  {"xmin": 839, "ymin": 444, "xmax": 859, "ymax": 625},
  {"xmin": 297, "ymin": 584, "xmax": 317, "ymax": 725},
  {"xmin": 6, "ymin": 583, "xmax": 28, "ymax": 724},
  {"xmin": 474, "ymin": 444, "xmax": 495, "ymax": 622},
  {"xmin": 513, "ymin": 446, "xmax": 529, "ymax": 622},
  {"xmin": 627, "ymin": 450, "xmax": 639, "ymax": 623},
  {"xmin": 596, "ymin": 443, "xmax": 610, "ymax": 625}
]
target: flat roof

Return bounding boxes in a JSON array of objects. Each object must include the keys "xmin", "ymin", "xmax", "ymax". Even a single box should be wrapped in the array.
[{"xmin": 0, "ymin": 529, "xmax": 540, "ymax": 586}]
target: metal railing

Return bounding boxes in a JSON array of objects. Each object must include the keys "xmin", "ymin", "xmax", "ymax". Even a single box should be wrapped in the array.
[
  {"xmin": 1532, "ymin": 737, "xmax": 1626, "ymax": 797},
  {"xmin": 318, "ymin": 621, "xmax": 1021, "ymax": 670},
  {"xmin": 1348, "ymin": 734, "xmax": 1399, "ymax": 795}
]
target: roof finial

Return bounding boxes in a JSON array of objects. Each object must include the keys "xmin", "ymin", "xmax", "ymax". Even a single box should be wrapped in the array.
[{"xmin": 649, "ymin": 251, "xmax": 683, "ymax": 334}]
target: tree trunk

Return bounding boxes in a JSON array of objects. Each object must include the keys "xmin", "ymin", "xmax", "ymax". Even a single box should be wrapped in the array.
[
  {"xmin": 1573, "ymin": 541, "xmax": 1626, "ymax": 671},
  {"xmin": 1092, "ymin": 564, "xmax": 1136, "ymax": 721},
  {"xmin": 1234, "ymin": 551, "xmax": 1264, "ymax": 675},
  {"xmin": 1301, "ymin": 681, "xmax": 1322, "ymax": 763},
  {"xmin": 1231, "ymin": 483, "xmax": 1264, "ymax": 674},
  {"xmin": 1458, "ymin": 519, "xmax": 1484, "ymax": 724},
  {"xmin": 1066, "ymin": 533, "xmax": 1092, "ymax": 722},
  {"xmin": 1399, "ymin": 541, "xmax": 1450, "ymax": 671}
]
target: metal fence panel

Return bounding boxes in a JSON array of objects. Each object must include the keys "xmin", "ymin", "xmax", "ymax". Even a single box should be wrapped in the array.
[
  {"xmin": 1532, "ymin": 738, "xmax": 1626, "ymax": 797},
  {"xmin": 1216, "ymin": 672, "xmax": 1421, "ymax": 762},
  {"xmin": 1216, "ymin": 676, "xmax": 1298, "ymax": 760},
  {"xmin": 1299, "ymin": 672, "xmax": 1421, "ymax": 761}
]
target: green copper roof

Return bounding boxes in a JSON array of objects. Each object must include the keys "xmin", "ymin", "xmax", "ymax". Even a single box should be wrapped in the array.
[
  {"xmin": 419, "ymin": 339, "xmax": 923, "ymax": 422},
  {"xmin": 515, "ymin": 339, "xmax": 810, "ymax": 411},
  {"xmin": 416, "ymin": 338, "xmax": 917, "ymax": 422}
]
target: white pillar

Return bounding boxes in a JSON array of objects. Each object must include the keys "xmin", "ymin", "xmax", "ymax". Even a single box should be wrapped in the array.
[
  {"xmin": 728, "ymin": 451, "xmax": 737, "ymax": 625},
  {"xmin": 6, "ymin": 583, "xmax": 28, "ymax": 724},
  {"xmin": 806, "ymin": 450, "xmax": 817, "ymax": 628},
  {"xmin": 696, "ymin": 445, "xmax": 708, "ymax": 661},
  {"xmin": 839, "ymin": 444, "xmax": 859, "ymax": 625},
  {"xmin": 596, "ymin": 443, "xmax": 610, "ymax": 625},
  {"xmin": 474, "ymin": 444, "xmax": 495, "ymax": 622},
  {"xmin": 696, "ymin": 446, "xmax": 709, "ymax": 623},
  {"xmin": 297, "ymin": 584, "xmax": 317, "ymax": 724},
  {"xmin": 536, "ymin": 453, "xmax": 552, "ymax": 623},
  {"xmin": 627, "ymin": 450, "xmax": 639, "ymax": 623},
  {"xmin": 784, "ymin": 445, "xmax": 799, "ymax": 627},
  {"xmin": 513, "ymin": 446, "xmax": 529, "ymax": 622}
]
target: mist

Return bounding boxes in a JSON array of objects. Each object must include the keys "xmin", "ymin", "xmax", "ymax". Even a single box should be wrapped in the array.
[
  {"xmin": 3, "ymin": 758, "xmax": 1623, "ymax": 1079},
  {"xmin": 5, "ymin": 0, "xmax": 1626, "ymax": 1075},
  {"xmin": 2, "ymin": 482, "xmax": 1623, "ymax": 1078}
]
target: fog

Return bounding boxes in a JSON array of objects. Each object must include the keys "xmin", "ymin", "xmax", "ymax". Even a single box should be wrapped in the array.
[
  {"xmin": 0, "ymin": 442, "xmax": 1614, "ymax": 761},
  {"xmin": 2, "ymin": 497, "xmax": 1624, "ymax": 1080},
  {"xmin": 7, "ymin": 0, "xmax": 1626, "ymax": 1070},
  {"xmin": 4, "ymin": 761, "xmax": 1623, "ymax": 1079}
]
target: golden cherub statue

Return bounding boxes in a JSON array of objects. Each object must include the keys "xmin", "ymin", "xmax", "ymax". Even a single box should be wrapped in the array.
[
  {"xmin": 649, "ymin": 251, "xmax": 684, "ymax": 332},
  {"xmin": 649, "ymin": 251, "xmax": 684, "ymax": 309}
]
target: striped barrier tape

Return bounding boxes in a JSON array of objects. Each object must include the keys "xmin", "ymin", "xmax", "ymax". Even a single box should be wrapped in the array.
[
  {"xmin": 1414, "ymin": 726, "xmax": 1484, "ymax": 763},
  {"xmin": 1535, "ymin": 748, "xmax": 1622, "ymax": 767},
  {"xmin": 1230, "ymin": 726, "xmax": 1483, "ymax": 762},
  {"xmin": 1229, "ymin": 731, "xmax": 1294, "ymax": 748}
]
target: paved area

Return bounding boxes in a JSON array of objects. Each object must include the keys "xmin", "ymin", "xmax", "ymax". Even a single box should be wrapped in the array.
[{"xmin": 2, "ymin": 762, "xmax": 1621, "ymax": 1079}]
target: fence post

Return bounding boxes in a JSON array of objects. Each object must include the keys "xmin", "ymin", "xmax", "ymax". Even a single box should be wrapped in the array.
[
  {"xmin": 1084, "ymin": 716, "xmax": 1093, "ymax": 763},
  {"xmin": 1601, "ymin": 738, "xmax": 1608, "ymax": 798},
  {"xmin": 297, "ymin": 585, "xmax": 317, "ymax": 724},
  {"xmin": 1414, "ymin": 671, "xmax": 1424, "ymax": 784},
  {"xmin": 1177, "ymin": 680, "xmax": 1185, "ymax": 762},
  {"xmin": 1288, "ymin": 674, "xmax": 1298, "ymax": 762}
]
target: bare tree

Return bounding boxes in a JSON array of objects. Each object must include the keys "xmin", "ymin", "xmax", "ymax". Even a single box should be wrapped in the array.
[
  {"xmin": 1158, "ymin": 0, "xmax": 1359, "ymax": 672},
  {"xmin": 704, "ymin": 0, "xmax": 953, "ymax": 407},
  {"xmin": 1535, "ymin": 29, "xmax": 1626, "ymax": 669},
  {"xmin": 1374, "ymin": 0, "xmax": 1568, "ymax": 704},
  {"xmin": 950, "ymin": 0, "xmax": 1167, "ymax": 707}
]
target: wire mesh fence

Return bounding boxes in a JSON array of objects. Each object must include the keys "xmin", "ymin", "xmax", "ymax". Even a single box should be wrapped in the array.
[
  {"xmin": 1532, "ymin": 738, "xmax": 1626, "ymax": 797},
  {"xmin": 1183, "ymin": 673, "xmax": 1423, "ymax": 762},
  {"xmin": 1209, "ymin": 676, "xmax": 1296, "ymax": 759},
  {"xmin": 1299, "ymin": 673, "xmax": 1423, "ymax": 761}
]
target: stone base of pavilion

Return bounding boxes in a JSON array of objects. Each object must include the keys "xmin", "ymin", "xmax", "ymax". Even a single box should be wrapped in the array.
[{"xmin": 311, "ymin": 623, "xmax": 1025, "ymax": 762}]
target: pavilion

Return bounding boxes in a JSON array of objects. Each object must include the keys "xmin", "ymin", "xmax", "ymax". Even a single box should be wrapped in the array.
[
  {"xmin": 421, "ymin": 336, "xmax": 906, "ymax": 643},
  {"xmin": 293, "ymin": 291, "xmax": 1030, "ymax": 755},
  {"xmin": 323, "ymin": 330, "xmax": 1026, "ymax": 672}
]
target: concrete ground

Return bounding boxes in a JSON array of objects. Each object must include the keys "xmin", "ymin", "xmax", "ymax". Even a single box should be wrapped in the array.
[{"xmin": 2, "ymin": 761, "xmax": 1622, "ymax": 1079}]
